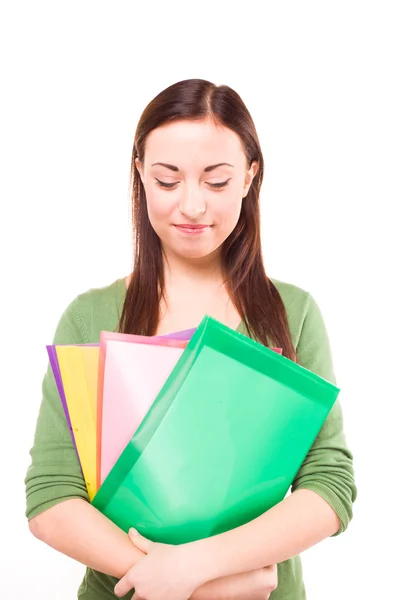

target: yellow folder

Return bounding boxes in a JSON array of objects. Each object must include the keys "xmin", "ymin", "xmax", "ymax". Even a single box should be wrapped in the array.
[{"xmin": 56, "ymin": 346, "xmax": 99, "ymax": 500}]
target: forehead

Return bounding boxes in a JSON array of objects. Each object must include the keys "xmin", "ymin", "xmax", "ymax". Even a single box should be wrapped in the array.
[{"xmin": 143, "ymin": 119, "xmax": 246, "ymax": 169}]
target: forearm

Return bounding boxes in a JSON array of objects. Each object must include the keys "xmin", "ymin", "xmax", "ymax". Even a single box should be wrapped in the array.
[
  {"xmin": 191, "ymin": 570, "xmax": 263, "ymax": 600},
  {"xmin": 28, "ymin": 498, "xmax": 144, "ymax": 578},
  {"xmin": 190, "ymin": 489, "xmax": 340, "ymax": 584}
]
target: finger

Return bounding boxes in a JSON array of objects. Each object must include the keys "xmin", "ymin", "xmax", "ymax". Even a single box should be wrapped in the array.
[
  {"xmin": 114, "ymin": 573, "xmax": 135, "ymax": 598},
  {"xmin": 129, "ymin": 528, "xmax": 153, "ymax": 553}
]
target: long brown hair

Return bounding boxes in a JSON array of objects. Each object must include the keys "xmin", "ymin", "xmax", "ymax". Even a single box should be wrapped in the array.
[{"xmin": 118, "ymin": 79, "xmax": 297, "ymax": 361}]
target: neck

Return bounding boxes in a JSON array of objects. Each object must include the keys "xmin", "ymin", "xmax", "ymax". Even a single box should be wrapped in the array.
[{"xmin": 162, "ymin": 246, "xmax": 224, "ymax": 288}]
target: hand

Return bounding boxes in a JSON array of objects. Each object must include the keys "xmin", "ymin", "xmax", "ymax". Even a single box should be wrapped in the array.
[{"xmin": 114, "ymin": 529, "xmax": 200, "ymax": 600}]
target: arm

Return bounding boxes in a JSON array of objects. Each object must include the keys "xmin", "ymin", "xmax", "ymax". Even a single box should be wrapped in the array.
[{"xmin": 183, "ymin": 292, "xmax": 357, "ymax": 584}]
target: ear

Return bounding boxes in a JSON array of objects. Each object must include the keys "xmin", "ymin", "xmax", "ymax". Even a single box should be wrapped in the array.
[
  {"xmin": 135, "ymin": 158, "xmax": 144, "ymax": 184},
  {"xmin": 242, "ymin": 160, "xmax": 259, "ymax": 198}
]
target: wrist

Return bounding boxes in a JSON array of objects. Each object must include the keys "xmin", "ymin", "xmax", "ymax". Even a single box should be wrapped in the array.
[{"xmin": 183, "ymin": 538, "xmax": 222, "ymax": 588}]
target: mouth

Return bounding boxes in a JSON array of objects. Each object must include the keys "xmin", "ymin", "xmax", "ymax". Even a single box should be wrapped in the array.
[{"xmin": 173, "ymin": 224, "xmax": 212, "ymax": 235}]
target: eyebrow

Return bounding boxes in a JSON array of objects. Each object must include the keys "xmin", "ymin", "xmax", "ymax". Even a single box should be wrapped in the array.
[{"xmin": 151, "ymin": 162, "xmax": 234, "ymax": 172}]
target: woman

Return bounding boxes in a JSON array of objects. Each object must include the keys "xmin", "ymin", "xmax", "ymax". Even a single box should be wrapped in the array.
[{"xmin": 25, "ymin": 78, "xmax": 357, "ymax": 600}]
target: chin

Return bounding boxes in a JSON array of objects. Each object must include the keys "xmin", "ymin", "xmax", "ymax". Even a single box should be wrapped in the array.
[
  {"xmin": 178, "ymin": 248, "xmax": 214, "ymax": 260},
  {"xmin": 169, "ymin": 241, "xmax": 221, "ymax": 261}
]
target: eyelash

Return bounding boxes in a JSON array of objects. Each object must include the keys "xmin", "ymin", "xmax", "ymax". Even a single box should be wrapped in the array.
[{"xmin": 155, "ymin": 178, "xmax": 231, "ymax": 190}]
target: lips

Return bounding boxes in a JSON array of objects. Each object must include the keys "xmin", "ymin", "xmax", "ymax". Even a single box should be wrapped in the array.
[
  {"xmin": 174, "ymin": 224, "xmax": 211, "ymax": 235},
  {"xmin": 175, "ymin": 224, "xmax": 210, "ymax": 229}
]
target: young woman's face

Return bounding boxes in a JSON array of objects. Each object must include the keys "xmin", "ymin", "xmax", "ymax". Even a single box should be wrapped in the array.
[{"xmin": 136, "ymin": 119, "xmax": 258, "ymax": 262}]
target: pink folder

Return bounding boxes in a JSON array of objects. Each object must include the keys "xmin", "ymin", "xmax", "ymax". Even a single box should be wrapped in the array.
[{"xmin": 97, "ymin": 331, "xmax": 190, "ymax": 488}]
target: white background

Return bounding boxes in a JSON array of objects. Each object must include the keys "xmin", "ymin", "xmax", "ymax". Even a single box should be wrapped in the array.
[{"xmin": 1, "ymin": 1, "xmax": 399, "ymax": 598}]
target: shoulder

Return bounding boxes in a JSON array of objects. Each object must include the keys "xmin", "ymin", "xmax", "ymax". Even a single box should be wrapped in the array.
[
  {"xmin": 270, "ymin": 276, "xmax": 312, "ymax": 325},
  {"xmin": 75, "ymin": 277, "xmax": 124, "ymax": 310},
  {"xmin": 270, "ymin": 277, "xmax": 311, "ymax": 308},
  {"xmin": 269, "ymin": 277, "xmax": 328, "ymax": 350},
  {"xmin": 54, "ymin": 277, "xmax": 124, "ymax": 344}
]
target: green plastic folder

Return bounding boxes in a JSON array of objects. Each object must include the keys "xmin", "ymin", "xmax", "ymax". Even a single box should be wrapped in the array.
[{"xmin": 92, "ymin": 316, "xmax": 339, "ymax": 544}]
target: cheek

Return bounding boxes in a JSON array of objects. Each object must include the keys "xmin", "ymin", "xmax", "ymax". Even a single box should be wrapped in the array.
[
  {"xmin": 214, "ymin": 191, "xmax": 243, "ymax": 228},
  {"xmin": 145, "ymin": 190, "xmax": 172, "ymax": 224}
]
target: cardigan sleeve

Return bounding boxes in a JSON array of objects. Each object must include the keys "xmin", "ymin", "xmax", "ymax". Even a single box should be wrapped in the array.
[
  {"xmin": 25, "ymin": 296, "xmax": 90, "ymax": 520},
  {"xmin": 290, "ymin": 293, "xmax": 357, "ymax": 535}
]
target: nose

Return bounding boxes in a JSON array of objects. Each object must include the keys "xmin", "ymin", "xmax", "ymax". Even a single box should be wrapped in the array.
[{"xmin": 178, "ymin": 183, "xmax": 206, "ymax": 219}]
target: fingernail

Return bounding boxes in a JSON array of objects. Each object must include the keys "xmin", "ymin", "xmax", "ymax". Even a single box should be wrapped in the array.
[{"xmin": 129, "ymin": 528, "xmax": 139, "ymax": 536}]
